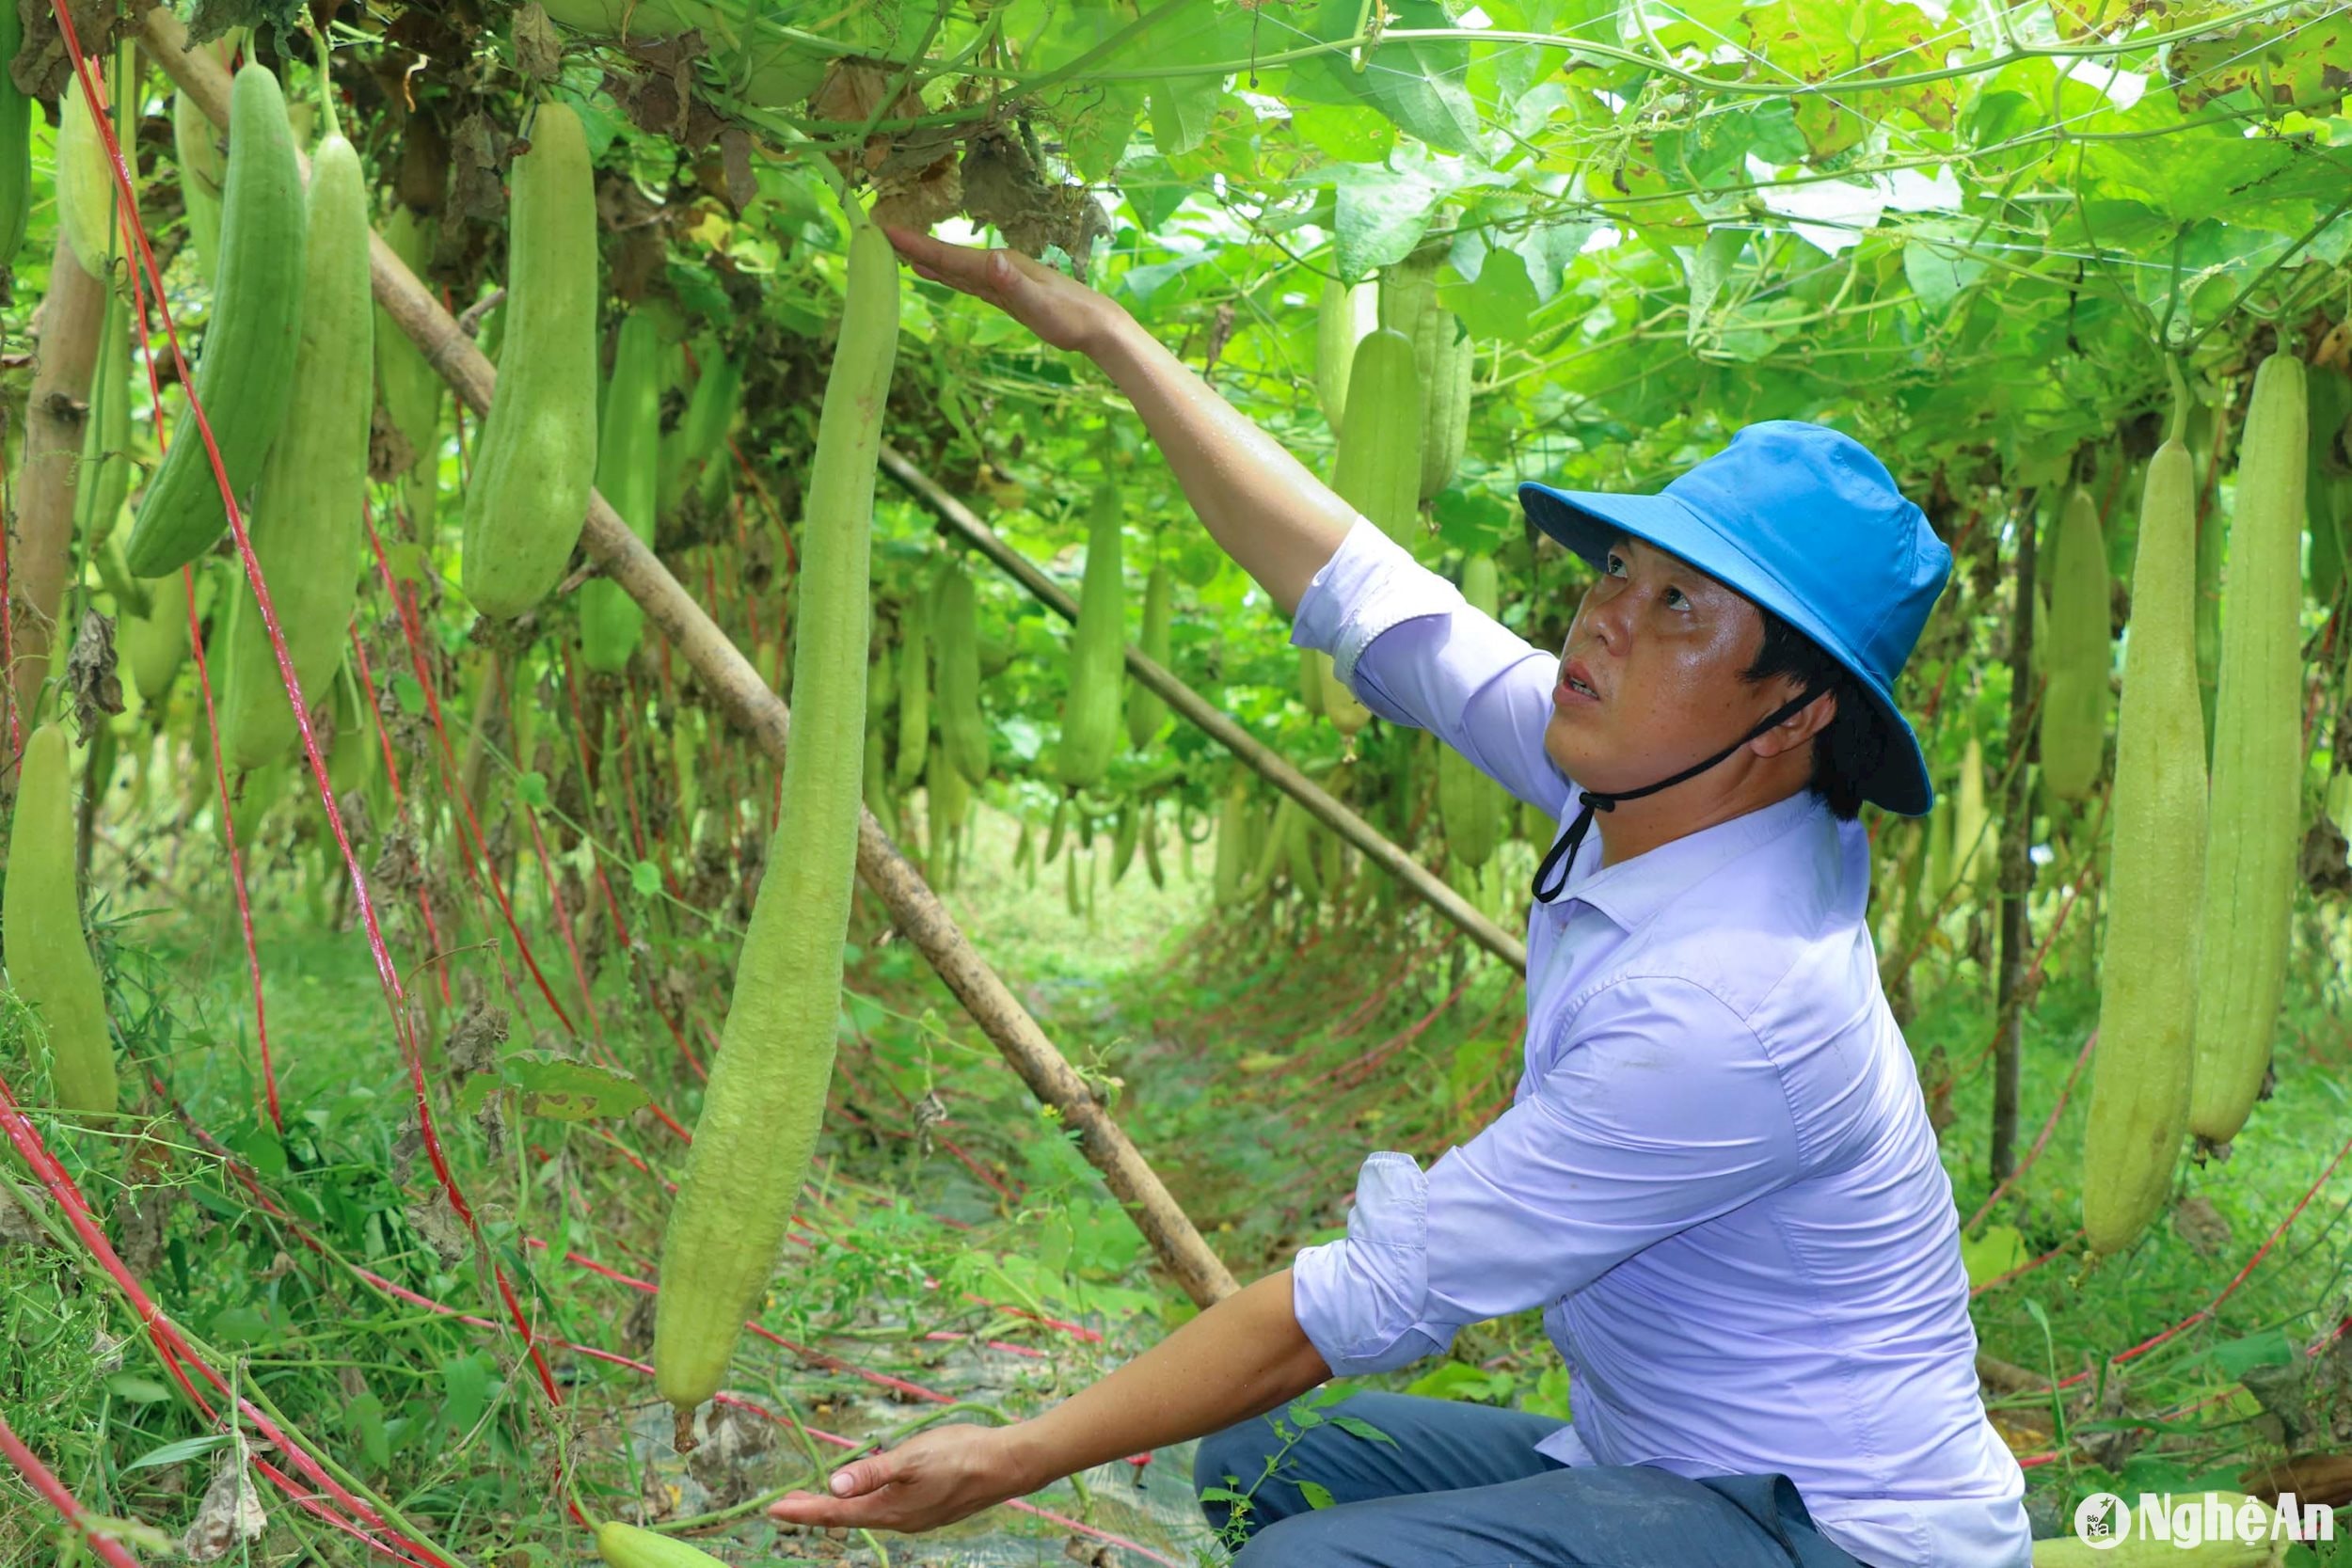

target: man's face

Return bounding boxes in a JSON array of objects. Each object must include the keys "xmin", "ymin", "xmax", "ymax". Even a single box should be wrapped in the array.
[{"xmin": 1540, "ymin": 533, "xmax": 1781, "ymax": 789}]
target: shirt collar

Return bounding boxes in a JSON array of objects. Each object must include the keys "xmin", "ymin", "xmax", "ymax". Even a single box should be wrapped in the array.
[{"xmin": 1557, "ymin": 787, "xmax": 1830, "ymax": 931}]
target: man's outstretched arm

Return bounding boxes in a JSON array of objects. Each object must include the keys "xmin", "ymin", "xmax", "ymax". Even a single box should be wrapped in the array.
[{"xmin": 1004, "ymin": 1267, "xmax": 1334, "ymax": 1493}]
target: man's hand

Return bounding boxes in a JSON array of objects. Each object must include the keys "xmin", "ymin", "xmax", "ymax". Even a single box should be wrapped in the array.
[
  {"xmin": 882, "ymin": 227, "xmax": 1125, "ymax": 355},
  {"xmin": 768, "ymin": 1421, "xmax": 1031, "ymax": 1535}
]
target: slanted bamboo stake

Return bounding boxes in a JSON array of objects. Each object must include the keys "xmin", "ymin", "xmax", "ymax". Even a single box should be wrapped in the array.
[
  {"xmin": 881, "ymin": 446, "xmax": 1531, "ymax": 974},
  {"xmin": 140, "ymin": 7, "xmax": 1239, "ymax": 1308}
]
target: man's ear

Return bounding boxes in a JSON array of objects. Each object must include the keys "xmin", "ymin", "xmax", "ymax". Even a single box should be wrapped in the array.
[{"xmin": 1752, "ymin": 686, "xmax": 1836, "ymax": 759}]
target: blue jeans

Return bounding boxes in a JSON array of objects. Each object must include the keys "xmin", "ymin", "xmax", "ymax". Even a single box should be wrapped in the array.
[{"xmin": 1192, "ymin": 1391, "xmax": 1869, "ymax": 1567}]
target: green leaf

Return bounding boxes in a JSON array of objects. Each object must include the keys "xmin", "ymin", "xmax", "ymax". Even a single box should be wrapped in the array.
[
  {"xmin": 380, "ymin": 540, "xmax": 431, "ymax": 584},
  {"xmin": 440, "ymin": 1353, "xmax": 491, "ymax": 1435},
  {"xmin": 1960, "ymin": 1223, "xmax": 2029, "ymax": 1290},
  {"xmin": 1432, "ymin": 486, "xmax": 1516, "ymax": 557},
  {"xmin": 500, "ymin": 1053, "xmax": 650, "ymax": 1121},
  {"xmin": 1299, "ymin": 1480, "xmax": 1337, "ymax": 1509},
  {"xmin": 1403, "ymin": 1361, "xmax": 1515, "ymax": 1403},
  {"xmin": 1142, "ymin": 1, "xmax": 1247, "ymax": 158},
  {"xmin": 1118, "ymin": 152, "xmax": 1193, "ymax": 233},
  {"xmin": 349, "ymin": 1391, "xmax": 391, "ymax": 1471},
  {"xmin": 1682, "ymin": 227, "xmax": 1746, "ymax": 346},
  {"xmin": 630, "ymin": 859, "xmax": 661, "ymax": 897},
  {"xmin": 1292, "ymin": 102, "xmax": 1397, "ymax": 164},
  {"xmin": 2212, "ymin": 1328, "xmax": 2297, "ymax": 1379},
  {"xmin": 391, "ymin": 673, "xmax": 426, "ymax": 718},
  {"xmin": 1740, "ymin": 0, "xmax": 1956, "ymax": 160},
  {"xmin": 1330, "ymin": 1415, "xmax": 1398, "ymax": 1445},
  {"xmin": 2169, "ymin": 5, "xmax": 2352, "ymax": 114},
  {"xmin": 1441, "ymin": 246, "xmax": 1538, "ymax": 340},
  {"xmin": 1061, "ymin": 82, "xmax": 1143, "ymax": 182},
  {"xmin": 1150, "ymin": 77, "xmax": 1225, "ymax": 159},
  {"xmin": 517, "ymin": 770, "xmax": 550, "ymax": 809},
  {"xmin": 1308, "ymin": 0, "xmax": 1484, "ymax": 157},
  {"xmin": 1330, "ymin": 159, "xmax": 1454, "ymax": 277},
  {"xmin": 1502, "ymin": 218, "xmax": 1593, "ymax": 306},
  {"xmin": 122, "ymin": 1433, "xmax": 231, "ymax": 1473},
  {"xmin": 1902, "ymin": 235, "xmax": 1988, "ymax": 318},
  {"xmin": 103, "ymin": 1372, "xmax": 173, "ymax": 1404}
]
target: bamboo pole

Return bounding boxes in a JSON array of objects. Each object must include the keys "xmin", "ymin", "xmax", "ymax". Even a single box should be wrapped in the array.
[
  {"xmin": 882, "ymin": 446, "xmax": 1531, "ymax": 974},
  {"xmin": 139, "ymin": 8, "xmax": 1240, "ymax": 1308}
]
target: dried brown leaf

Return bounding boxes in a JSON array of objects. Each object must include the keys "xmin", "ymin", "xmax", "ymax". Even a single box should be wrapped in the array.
[
  {"xmin": 67, "ymin": 610, "xmax": 123, "ymax": 735},
  {"xmin": 513, "ymin": 3, "xmax": 564, "ymax": 84}
]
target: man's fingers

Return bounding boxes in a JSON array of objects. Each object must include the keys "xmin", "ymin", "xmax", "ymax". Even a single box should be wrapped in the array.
[
  {"xmin": 834, "ymin": 1455, "xmax": 888, "ymax": 1496},
  {"xmin": 768, "ymin": 1485, "xmax": 893, "ymax": 1529}
]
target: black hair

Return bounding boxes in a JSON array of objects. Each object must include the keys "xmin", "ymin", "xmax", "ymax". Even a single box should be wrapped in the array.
[{"xmin": 1740, "ymin": 606, "xmax": 1883, "ymax": 820}]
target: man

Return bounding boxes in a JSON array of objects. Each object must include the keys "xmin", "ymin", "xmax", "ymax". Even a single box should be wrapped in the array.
[{"xmin": 768, "ymin": 229, "xmax": 2033, "ymax": 1568}]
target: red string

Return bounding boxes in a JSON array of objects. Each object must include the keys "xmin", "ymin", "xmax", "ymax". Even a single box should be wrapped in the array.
[
  {"xmin": 358, "ymin": 503, "xmax": 576, "ymax": 1035},
  {"xmin": 344, "ymin": 623, "xmax": 455, "ymax": 1007},
  {"xmin": 0, "ymin": 1072, "xmax": 454, "ymax": 1568},
  {"xmin": 179, "ymin": 562, "xmax": 279, "ymax": 1132},
  {"xmin": 0, "ymin": 1411, "xmax": 147, "ymax": 1568},
  {"xmin": 49, "ymin": 12, "xmax": 558, "ymax": 1405}
]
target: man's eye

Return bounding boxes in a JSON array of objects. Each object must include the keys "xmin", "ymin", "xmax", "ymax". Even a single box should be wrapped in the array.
[
  {"xmin": 1664, "ymin": 586, "xmax": 1688, "ymax": 609},
  {"xmin": 1605, "ymin": 552, "xmax": 1626, "ymax": 575}
]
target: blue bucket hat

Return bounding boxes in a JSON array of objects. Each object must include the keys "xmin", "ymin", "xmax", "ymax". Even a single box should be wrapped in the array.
[{"xmin": 1518, "ymin": 420, "xmax": 1950, "ymax": 820}]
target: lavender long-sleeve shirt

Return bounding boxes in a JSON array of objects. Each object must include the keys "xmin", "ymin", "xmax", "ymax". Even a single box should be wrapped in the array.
[{"xmin": 1286, "ymin": 519, "xmax": 2031, "ymax": 1568}]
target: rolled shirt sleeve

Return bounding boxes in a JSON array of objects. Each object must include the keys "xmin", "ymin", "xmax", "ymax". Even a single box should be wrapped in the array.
[
  {"xmin": 1292, "ymin": 979, "xmax": 1807, "ymax": 1379},
  {"xmin": 1290, "ymin": 517, "xmax": 1572, "ymax": 817}
]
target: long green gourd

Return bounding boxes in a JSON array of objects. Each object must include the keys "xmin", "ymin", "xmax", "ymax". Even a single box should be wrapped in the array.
[
  {"xmin": 4, "ymin": 725, "xmax": 118, "ymax": 1115},
  {"xmin": 1126, "ymin": 558, "xmax": 1170, "ymax": 749},
  {"xmin": 376, "ymin": 205, "xmax": 445, "ymax": 537},
  {"xmin": 219, "ymin": 133, "xmax": 373, "ymax": 772},
  {"xmin": 580, "ymin": 308, "xmax": 661, "ymax": 673},
  {"xmin": 2304, "ymin": 366, "xmax": 2350, "ymax": 606},
  {"xmin": 0, "ymin": 0, "xmax": 26, "ymax": 268},
  {"xmin": 2040, "ymin": 485, "xmax": 2110, "ymax": 800},
  {"xmin": 1952, "ymin": 734, "xmax": 1994, "ymax": 898},
  {"xmin": 1314, "ymin": 277, "xmax": 1375, "ymax": 432},
  {"xmin": 326, "ymin": 657, "xmax": 375, "ymax": 799},
  {"xmin": 2082, "ymin": 420, "xmax": 2205, "ymax": 1255},
  {"xmin": 1056, "ymin": 483, "xmax": 1125, "ymax": 788},
  {"xmin": 659, "ymin": 340, "xmax": 744, "ymax": 519},
  {"xmin": 652, "ymin": 214, "xmax": 898, "ymax": 1436},
  {"xmin": 2189, "ymin": 352, "xmax": 2307, "ymax": 1146},
  {"xmin": 171, "ymin": 78, "xmax": 226, "ymax": 285},
  {"xmin": 461, "ymin": 103, "xmax": 598, "ymax": 620},
  {"xmin": 1213, "ymin": 776, "xmax": 1249, "ymax": 904},
  {"xmin": 1436, "ymin": 554, "xmax": 1505, "ymax": 870},
  {"xmin": 74, "ymin": 284, "xmax": 133, "ymax": 555},
  {"xmin": 1374, "ymin": 245, "xmax": 1470, "ymax": 501},
  {"xmin": 1334, "ymin": 328, "xmax": 1422, "ymax": 545},
  {"xmin": 892, "ymin": 577, "xmax": 930, "ymax": 789},
  {"xmin": 933, "ymin": 555, "xmax": 990, "ymax": 785},
  {"xmin": 595, "ymin": 1520, "xmax": 729, "ymax": 1566},
  {"xmin": 122, "ymin": 65, "xmax": 307, "ymax": 578},
  {"xmin": 123, "ymin": 565, "xmax": 198, "ymax": 707},
  {"xmin": 56, "ymin": 80, "xmax": 117, "ymax": 281},
  {"xmin": 1418, "ymin": 313, "xmax": 1473, "ymax": 503},
  {"xmin": 1315, "ymin": 325, "xmax": 1420, "ymax": 736}
]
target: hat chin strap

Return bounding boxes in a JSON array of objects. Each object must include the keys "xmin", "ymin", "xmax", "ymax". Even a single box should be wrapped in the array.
[{"xmin": 1530, "ymin": 686, "xmax": 1820, "ymax": 905}]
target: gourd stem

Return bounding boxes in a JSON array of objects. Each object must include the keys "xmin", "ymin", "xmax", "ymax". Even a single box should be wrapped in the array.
[
  {"xmin": 308, "ymin": 21, "xmax": 340, "ymax": 142},
  {"xmin": 2165, "ymin": 356, "xmax": 2188, "ymax": 448}
]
